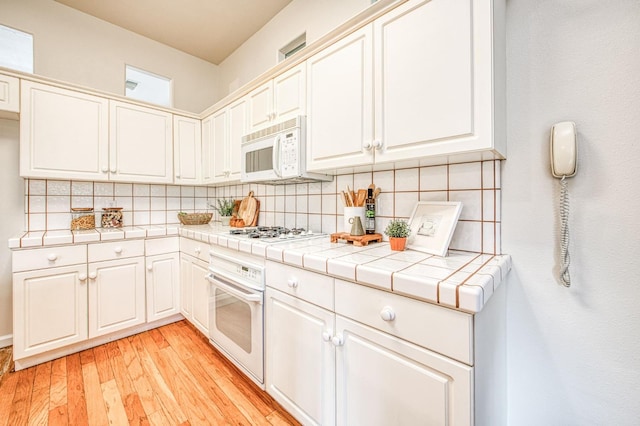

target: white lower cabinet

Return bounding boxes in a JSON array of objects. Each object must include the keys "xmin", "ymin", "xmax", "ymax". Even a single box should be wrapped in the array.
[
  {"xmin": 146, "ymin": 237, "xmax": 180, "ymax": 322},
  {"xmin": 13, "ymin": 264, "xmax": 88, "ymax": 360},
  {"xmin": 266, "ymin": 262, "xmax": 477, "ymax": 426},
  {"xmin": 179, "ymin": 239, "xmax": 210, "ymax": 335},
  {"xmin": 334, "ymin": 315, "xmax": 472, "ymax": 426},
  {"xmin": 266, "ymin": 288, "xmax": 336, "ymax": 426}
]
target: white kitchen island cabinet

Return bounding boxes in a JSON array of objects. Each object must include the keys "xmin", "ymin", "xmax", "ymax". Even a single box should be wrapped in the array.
[
  {"xmin": 307, "ymin": 0, "xmax": 505, "ymax": 172},
  {"xmin": 109, "ymin": 100, "xmax": 174, "ymax": 183},
  {"xmin": 173, "ymin": 115, "xmax": 202, "ymax": 185},
  {"xmin": 20, "ymin": 80, "xmax": 110, "ymax": 181},
  {"xmin": 247, "ymin": 62, "xmax": 306, "ymax": 132},
  {"xmin": 202, "ymin": 96, "xmax": 247, "ymax": 184}
]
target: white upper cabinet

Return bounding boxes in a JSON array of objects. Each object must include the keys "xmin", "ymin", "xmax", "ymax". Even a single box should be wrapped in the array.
[
  {"xmin": 203, "ymin": 97, "xmax": 247, "ymax": 184},
  {"xmin": 173, "ymin": 115, "xmax": 202, "ymax": 185},
  {"xmin": 20, "ymin": 81, "xmax": 110, "ymax": 181},
  {"xmin": 374, "ymin": 0, "xmax": 504, "ymax": 162},
  {"xmin": 248, "ymin": 63, "xmax": 306, "ymax": 132},
  {"xmin": 0, "ymin": 74, "xmax": 20, "ymax": 113},
  {"xmin": 308, "ymin": 0, "xmax": 505, "ymax": 171},
  {"xmin": 109, "ymin": 100, "xmax": 173, "ymax": 183},
  {"xmin": 306, "ymin": 25, "xmax": 374, "ymax": 171}
]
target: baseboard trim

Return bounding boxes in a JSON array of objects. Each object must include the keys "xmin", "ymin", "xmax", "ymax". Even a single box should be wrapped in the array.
[{"xmin": 0, "ymin": 334, "xmax": 12, "ymax": 349}]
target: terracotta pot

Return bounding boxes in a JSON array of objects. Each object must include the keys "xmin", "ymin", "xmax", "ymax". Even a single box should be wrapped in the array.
[{"xmin": 389, "ymin": 237, "xmax": 407, "ymax": 251}]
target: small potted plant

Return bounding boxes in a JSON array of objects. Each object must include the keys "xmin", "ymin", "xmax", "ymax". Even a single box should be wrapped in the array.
[
  {"xmin": 384, "ymin": 219, "xmax": 411, "ymax": 251},
  {"xmin": 212, "ymin": 198, "xmax": 234, "ymax": 225}
]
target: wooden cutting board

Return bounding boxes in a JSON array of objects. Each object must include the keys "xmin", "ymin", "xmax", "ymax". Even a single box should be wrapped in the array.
[{"xmin": 238, "ymin": 191, "xmax": 258, "ymax": 226}]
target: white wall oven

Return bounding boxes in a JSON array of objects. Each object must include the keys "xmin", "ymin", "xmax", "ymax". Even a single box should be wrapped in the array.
[{"xmin": 207, "ymin": 249, "xmax": 265, "ymax": 388}]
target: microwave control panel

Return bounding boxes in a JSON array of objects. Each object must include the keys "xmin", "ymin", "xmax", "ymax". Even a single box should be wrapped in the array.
[{"xmin": 280, "ymin": 132, "xmax": 300, "ymax": 176}]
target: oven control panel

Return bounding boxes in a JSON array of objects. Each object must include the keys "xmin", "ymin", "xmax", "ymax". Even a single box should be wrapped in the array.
[
  {"xmin": 237, "ymin": 265, "xmax": 260, "ymax": 281},
  {"xmin": 209, "ymin": 250, "xmax": 265, "ymax": 291}
]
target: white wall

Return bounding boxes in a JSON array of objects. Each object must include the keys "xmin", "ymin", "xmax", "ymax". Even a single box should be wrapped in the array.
[
  {"xmin": 217, "ymin": 0, "xmax": 370, "ymax": 96},
  {"xmin": 0, "ymin": 119, "xmax": 23, "ymax": 344},
  {"xmin": 0, "ymin": 0, "xmax": 219, "ymax": 113},
  {"xmin": 503, "ymin": 0, "xmax": 640, "ymax": 424}
]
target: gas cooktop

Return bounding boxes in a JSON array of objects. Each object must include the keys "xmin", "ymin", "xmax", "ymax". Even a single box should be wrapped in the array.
[{"xmin": 228, "ymin": 226, "xmax": 322, "ymax": 242}]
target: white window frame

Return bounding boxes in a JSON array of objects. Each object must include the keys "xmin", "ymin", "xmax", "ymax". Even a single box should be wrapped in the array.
[{"xmin": 125, "ymin": 65, "xmax": 173, "ymax": 107}]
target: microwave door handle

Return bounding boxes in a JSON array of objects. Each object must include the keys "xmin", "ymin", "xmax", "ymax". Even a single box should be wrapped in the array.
[{"xmin": 273, "ymin": 135, "xmax": 282, "ymax": 177}]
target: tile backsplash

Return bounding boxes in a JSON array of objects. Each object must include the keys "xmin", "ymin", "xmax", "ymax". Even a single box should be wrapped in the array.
[{"xmin": 23, "ymin": 160, "xmax": 502, "ymax": 254}]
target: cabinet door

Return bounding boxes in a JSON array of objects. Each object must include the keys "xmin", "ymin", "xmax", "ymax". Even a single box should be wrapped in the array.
[
  {"xmin": 179, "ymin": 254, "xmax": 194, "ymax": 320},
  {"xmin": 374, "ymin": 0, "xmax": 499, "ymax": 161},
  {"xmin": 266, "ymin": 289, "xmax": 335, "ymax": 426},
  {"xmin": 146, "ymin": 252, "xmax": 180, "ymax": 322},
  {"xmin": 335, "ymin": 316, "xmax": 472, "ymax": 426},
  {"xmin": 273, "ymin": 63, "xmax": 306, "ymax": 122},
  {"xmin": 173, "ymin": 115, "xmax": 202, "ymax": 184},
  {"xmin": 0, "ymin": 74, "xmax": 20, "ymax": 113},
  {"xmin": 109, "ymin": 100, "xmax": 173, "ymax": 183},
  {"xmin": 190, "ymin": 258, "xmax": 210, "ymax": 335},
  {"xmin": 13, "ymin": 265, "xmax": 88, "ymax": 360},
  {"xmin": 306, "ymin": 25, "xmax": 374, "ymax": 172},
  {"xmin": 211, "ymin": 108, "xmax": 229, "ymax": 182},
  {"xmin": 20, "ymin": 81, "xmax": 109, "ymax": 180},
  {"xmin": 248, "ymin": 81, "xmax": 273, "ymax": 131},
  {"xmin": 227, "ymin": 97, "xmax": 248, "ymax": 181},
  {"xmin": 201, "ymin": 114, "xmax": 214, "ymax": 184},
  {"xmin": 88, "ymin": 256, "xmax": 146, "ymax": 338}
]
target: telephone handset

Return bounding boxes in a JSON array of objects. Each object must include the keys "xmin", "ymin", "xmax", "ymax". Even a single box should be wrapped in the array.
[{"xmin": 550, "ymin": 121, "xmax": 577, "ymax": 287}]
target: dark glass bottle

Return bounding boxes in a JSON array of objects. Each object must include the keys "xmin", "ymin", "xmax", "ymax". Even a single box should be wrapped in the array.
[{"xmin": 365, "ymin": 188, "xmax": 376, "ymax": 234}]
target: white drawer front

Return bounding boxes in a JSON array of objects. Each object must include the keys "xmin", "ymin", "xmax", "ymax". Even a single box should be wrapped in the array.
[
  {"xmin": 266, "ymin": 261, "xmax": 334, "ymax": 310},
  {"xmin": 179, "ymin": 237, "xmax": 210, "ymax": 262},
  {"xmin": 335, "ymin": 279, "xmax": 473, "ymax": 365},
  {"xmin": 145, "ymin": 236, "xmax": 179, "ymax": 256},
  {"xmin": 13, "ymin": 244, "xmax": 87, "ymax": 272},
  {"xmin": 88, "ymin": 240, "xmax": 144, "ymax": 263}
]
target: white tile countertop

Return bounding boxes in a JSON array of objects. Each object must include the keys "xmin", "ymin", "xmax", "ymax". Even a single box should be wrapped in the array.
[{"xmin": 8, "ymin": 223, "xmax": 511, "ymax": 313}]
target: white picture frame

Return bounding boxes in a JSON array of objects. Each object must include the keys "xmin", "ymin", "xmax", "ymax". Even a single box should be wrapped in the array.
[{"xmin": 406, "ymin": 201, "xmax": 463, "ymax": 256}]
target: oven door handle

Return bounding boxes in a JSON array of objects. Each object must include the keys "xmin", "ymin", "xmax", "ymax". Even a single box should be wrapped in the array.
[{"xmin": 207, "ymin": 273, "xmax": 263, "ymax": 304}]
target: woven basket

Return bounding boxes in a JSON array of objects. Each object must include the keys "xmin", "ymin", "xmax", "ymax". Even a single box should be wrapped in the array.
[{"xmin": 177, "ymin": 212, "xmax": 213, "ymax": 225}]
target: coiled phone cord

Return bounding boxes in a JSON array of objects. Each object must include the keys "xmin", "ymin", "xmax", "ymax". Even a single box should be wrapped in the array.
[{"xmin": 559, "ymin": 176, "xmax": 571, "ymax": 287}]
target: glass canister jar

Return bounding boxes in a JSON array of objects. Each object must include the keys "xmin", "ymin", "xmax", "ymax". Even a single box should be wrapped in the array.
[
  {"xmin": 70, "ymin": 208, "xmax": 95, "ymax": 230},
  {"xmin": 101, "ymin": 207, "xmax": 123, "ymax": 228}
]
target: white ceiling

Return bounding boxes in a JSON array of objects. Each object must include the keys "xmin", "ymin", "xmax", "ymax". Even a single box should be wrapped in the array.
[{"xmin": 54, "ymin": 0, "xmax": 294, "ymax": 65}]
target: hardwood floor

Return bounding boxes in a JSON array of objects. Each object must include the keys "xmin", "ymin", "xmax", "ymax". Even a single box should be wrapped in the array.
[{"xmin": 0, "ymin": 321, "xmax": 300, "ymax": 426}]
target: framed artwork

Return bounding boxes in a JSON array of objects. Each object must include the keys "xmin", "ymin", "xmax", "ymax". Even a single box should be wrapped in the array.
[{"xmin": 406, "ymin": 201, "xmax": 463, "ymax": 256}]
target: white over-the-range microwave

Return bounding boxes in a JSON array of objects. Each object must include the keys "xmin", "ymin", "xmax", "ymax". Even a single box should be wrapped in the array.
[{"xmin": 241, "ymin": 116, "xmax": 333, "ymax": 184}]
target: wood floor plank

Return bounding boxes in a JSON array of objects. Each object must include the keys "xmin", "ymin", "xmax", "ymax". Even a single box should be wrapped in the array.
[
  {"xmin": 81, "ymin": 361, "xmax": 109, "ymax": 426},
  {"xmin": 49, "ymin": 357, "xmax": 67, "ymax": 409},
  {"xmin": 0, "ymin": 371, "xmax": 19, "ymax": 426},
  {"xmin": 101, "ymin": 379, "xmax": 129, "ymax": 425},
  {"xmin": 66, "ymin": 353, "xmax": 89, "ymax": 425},
  {"xmin": 128, "ymin": 334, "xmax": 188, "ymax": 425},
  {"xmin": 7, "ymin": 367, "xmax": 36, "ymax": 426},
  {"xmin": 93, "ymin": 345, "xmax": 115, "ymax": 384},
  {"xmin": 122, "ymin": 393, "xmax": 150, "ymax": 426},
  {"xmin": 0, "ymin": 321, "xmax": 298, "ymax": 426},
  {"xmin": 48, "ymin": 404, "xmax": 69, "ymax": 425},
  {"xmin": 116, "ymin": 337, "xmax": 165, "ymax": 421}
]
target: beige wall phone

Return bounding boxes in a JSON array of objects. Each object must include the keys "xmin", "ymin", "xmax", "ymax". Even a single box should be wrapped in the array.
[{"xmin": 550, "ymin": 121, "xmax": 577, "ymax": 287}]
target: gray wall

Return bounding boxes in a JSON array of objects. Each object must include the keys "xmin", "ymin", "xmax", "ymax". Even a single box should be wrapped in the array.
[{"xmin": 503, "ymin": 0, "xmax": 640, "ymax": 423}]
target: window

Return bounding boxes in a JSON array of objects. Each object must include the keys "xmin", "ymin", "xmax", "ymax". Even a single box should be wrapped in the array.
[
  {"xmin": 125, "ymin": 65, "xmax": 172, "ymax": 107},
  {"xmin": 0, "ymin": 24, "xmax": 33, "ymax": 73},
  {"xmin": 278, "ymin": 33, "xmax": 306, "ymax": 62}
]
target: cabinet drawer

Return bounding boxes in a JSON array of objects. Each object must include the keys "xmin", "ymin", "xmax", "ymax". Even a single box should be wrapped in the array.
[
  {"xmin": 88, "ymin": 240, "xmax": 144, "ymax": 263},
  {"xmin": 266, "ymin": 261, "xmax": 334, "ymax": 311},
  {"xmin": 180, "ymin": 237, "xmax": 209, "ymax": 262},
  {"xmin": 335, "ymin": 279, "xmax": 473, "ymax": 365},
  {"xmin": 145, "ymin": 236, "xmax": 179, "ymax": 256},
  {"xmin": 13, "ymin": 245, "xmax": 87, "ymax": 272}
]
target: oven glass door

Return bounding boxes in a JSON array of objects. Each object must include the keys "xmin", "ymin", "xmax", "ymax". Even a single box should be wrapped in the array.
[{"xmin": 208, "ymin": 273, "xmax": 263, "ymax": 384}]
